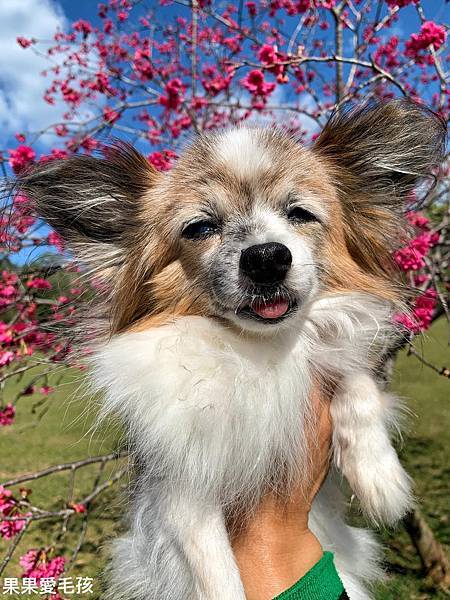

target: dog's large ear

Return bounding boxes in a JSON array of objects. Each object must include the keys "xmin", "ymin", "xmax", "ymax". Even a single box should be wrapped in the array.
[
  {"xmin": 14, "ymin": 142, "xmax": 159, "ymax": 277},
  {"xmin": 312, "ymin": 100, "xmax": 446, "ymax": 276}
]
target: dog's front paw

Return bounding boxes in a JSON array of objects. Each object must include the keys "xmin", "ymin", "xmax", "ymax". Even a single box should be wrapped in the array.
[{"xmin": 341, "ymin": 445, "xmax": 413, "ymax": 525}]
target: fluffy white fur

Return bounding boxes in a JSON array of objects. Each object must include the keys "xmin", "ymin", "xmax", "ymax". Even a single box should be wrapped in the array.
[
  {"xmin": 216, "ymin": 128, "xmax": 274, "ymax": 179},
  {"xmin": 92, "ymin": 294, "xmax": 412, "ymax": 600}
]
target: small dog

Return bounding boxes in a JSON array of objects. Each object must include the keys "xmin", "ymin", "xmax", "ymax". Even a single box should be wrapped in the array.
[{"xmin": 18, "ymin": 100, "xmax": 445, "ymax": 599}]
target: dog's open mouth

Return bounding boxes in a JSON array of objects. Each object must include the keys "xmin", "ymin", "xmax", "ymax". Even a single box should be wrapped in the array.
[{"xmin": 238, "ymin": 295, "xmax": 297, "ymax": 323}]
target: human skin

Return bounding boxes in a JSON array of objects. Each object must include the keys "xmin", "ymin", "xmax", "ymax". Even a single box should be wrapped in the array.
[{"xmin": 231, "ymin": 386, "xmax": 332, "ymax": 600}]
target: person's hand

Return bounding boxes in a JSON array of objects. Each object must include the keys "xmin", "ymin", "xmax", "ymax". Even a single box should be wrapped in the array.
[{"xmin": 230, "ymin": 385, "xmax": 333, "ymax": 600}]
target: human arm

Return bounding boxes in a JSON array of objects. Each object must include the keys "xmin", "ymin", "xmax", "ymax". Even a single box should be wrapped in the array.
[{"xmin": 230, "ymin": 386, "xmax": 344, "ymax": 600}]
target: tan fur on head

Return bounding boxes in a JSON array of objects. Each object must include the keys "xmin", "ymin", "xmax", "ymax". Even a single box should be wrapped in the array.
[{"xmin": 13, "ymin": 99, "xmax": 446, "ymax": 339}]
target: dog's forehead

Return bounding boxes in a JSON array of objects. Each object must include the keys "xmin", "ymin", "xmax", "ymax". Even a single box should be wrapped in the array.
[
  {"xmin": 167, "ymin": 126, "xmax": 337, "ymax": 218},
  {"xmin": 176, "ymin": 126, "xmax": 301, "ymax": 181},
  {"xmin": 214, "ymin": 128, "xmax": 275, "ymax": 179}
]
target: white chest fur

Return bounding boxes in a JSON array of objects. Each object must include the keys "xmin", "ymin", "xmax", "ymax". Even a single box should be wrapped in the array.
[
  {"xmin": 94, "ymin": 295, "xmax": 409, "ymax": 600},
  {"xmin": 94, "ymin": 317, "xmax": 312, "ymax": 500},
  {"xmin": 92, "ymin": 295, "xmax": 393, "ymax": 503}
]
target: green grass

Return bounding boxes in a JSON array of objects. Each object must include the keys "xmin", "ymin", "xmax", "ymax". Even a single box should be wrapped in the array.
[
  {"xmin": 0, "ymin": 365, "xmax": 125, "ymax": 598},
  {"xmin": 0, "ymin": 320, "xmax": 448, "ymax": 599},
  {"xmin": 375, "ymin": 318, "xmax": 450, "ymax": 599}
]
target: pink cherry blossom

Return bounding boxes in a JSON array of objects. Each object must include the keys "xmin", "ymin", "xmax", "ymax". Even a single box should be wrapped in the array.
[
  {"xmin": 246, "ymin": 2, "xmax": 257, "ymax": 16},
  {"xmin": 20, "ymin": 550, "xmax": 66, "ymax": 581},
  {"xmin": 8, "ymin": 146, "xmax": 36, "ymax": 174},
  {"xmin": 405, "ymin": 21, "xmax": 447, "ymax": 59},
  {"xmin": 73, "ymin": 19, "xmax": 94, "ymax": 37},
  {"xmin": 159, "ymin": 79, "xmax": 185, "ymax": 111},
  {"xmin": 258, "ymin": 45, "xmax": 288, "ymax": 83},
  {"xmin": 0, "ymin": 404, "xmax": 15, "ymax": 425},
  {"xmin": 16, "ymin": 37, "xmax": 33, "ymax": 48},
  {"xmin": 26, "ymin": 278, "xmax": 52, "ymax": 290},
  {"xmin": 48, "ymin": 231, "xmax": 65, "ymax": 252},
  {"xmin": 0, "ymin": 486, "xmax": 15, "ymax": 514},
  {"xmin": 40, "ymin": 386, "xmax": 54, "ymax": 395},
  {"xmin": 407, "ymin": 211, "xmax": 430, "ymax": 230},
  {"xmin": 148, "ymin": 150, "xmax": 177, "ymax": 171},
  {"xmin": 103, "ymin": 107, "xmax": 121, "ymax": 124},
  {"xmin": 40, "ymin": 149, "xmax": 69, "ymax": 163},
  {"xmin": 0, "ymin": 516, "xmax": 27, "ymax": 539},
  {"xmin": 385, "ymin": 0, "xmax": 417, "ymax": 7},
  {"xmin": 133, "ymin": 47, "xmax": 154, "ymax": 80},
  {"xmin": 395, "ymin": 289, "xmax": 437, "ymax": 334},
  {"xmin": 0, "ymin": 353, "xmax": 15, "ymax": 368},
  {"xmin": 394, "ymin": 232, "xmax": 439, "ymax": 272},
  {"xmin": 241, "ymin": 69, "xmax": 276, "ymax": 98}
]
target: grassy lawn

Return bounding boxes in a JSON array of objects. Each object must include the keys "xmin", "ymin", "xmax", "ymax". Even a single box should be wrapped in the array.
[
  {"xmin": 375, "ymin": 317, "xmax": 450, "ymax": 599},
  {"xmin": 0, "ymin": 319, "xmax": 448, "ymax": 599},
  {"xmin": 0, "ymin": 365, "xmax": 126, "ymax": 599}
]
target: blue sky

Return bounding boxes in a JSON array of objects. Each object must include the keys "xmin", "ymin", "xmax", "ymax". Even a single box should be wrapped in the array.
[
  {"xmin": 61, "ymin": 0, "xmax": 101, "ymax": 21},
  {"xmin": 0, "ymin": 0, "xmax": 445, "ymax": 156},
  {"xmin": 0, "ymin": 0, "xmax": 446, "ymax": 168}
]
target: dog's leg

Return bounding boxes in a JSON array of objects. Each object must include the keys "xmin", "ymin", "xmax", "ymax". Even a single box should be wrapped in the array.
[
  {"xmin": 331, "ymin": 372, "xmax": 412, "ymax": 525},
  {"xmin": 166, "ymin": 496, "xmax": 246, "ymax": 600}
]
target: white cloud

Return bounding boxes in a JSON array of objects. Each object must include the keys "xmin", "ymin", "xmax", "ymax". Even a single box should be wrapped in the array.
[{"xmin": 0, "ymin": 0, "xmax": 68, "ymax": 139}]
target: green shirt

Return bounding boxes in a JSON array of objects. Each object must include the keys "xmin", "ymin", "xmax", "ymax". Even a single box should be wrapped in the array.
[{"xmin": 273, "ymin": 552, "xmax": 347, "ymax": 600}]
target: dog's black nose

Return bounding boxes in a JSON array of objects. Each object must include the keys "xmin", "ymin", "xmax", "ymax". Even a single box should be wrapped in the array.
[{"xmin": 240, "ymin": 242, "xmax": 292, "ymax": 285}]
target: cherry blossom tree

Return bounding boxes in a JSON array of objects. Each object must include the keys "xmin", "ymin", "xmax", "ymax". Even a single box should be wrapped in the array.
[{"xmin": 0, "ymin": 0, "xmax": 448, "ymax": 595}]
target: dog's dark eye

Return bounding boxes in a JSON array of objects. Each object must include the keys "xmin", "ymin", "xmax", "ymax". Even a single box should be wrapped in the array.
[
  {"xmin": 287, "ymin": 207, "xmax": 318, "ymax": 224},
  {"xmin": 182, "ymin": 220, "xmax": 219, "ymax": 239}
]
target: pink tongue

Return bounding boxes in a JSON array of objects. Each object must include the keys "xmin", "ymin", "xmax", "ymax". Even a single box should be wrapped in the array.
[{"xmin": 252, "ymin": 299, "xmax": 289, "ymax": 319}]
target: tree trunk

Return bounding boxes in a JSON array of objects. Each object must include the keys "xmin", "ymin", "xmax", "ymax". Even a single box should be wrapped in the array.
[{"xmin": 403, "ymin": 508, "xmax": 450, "ymax": 585}]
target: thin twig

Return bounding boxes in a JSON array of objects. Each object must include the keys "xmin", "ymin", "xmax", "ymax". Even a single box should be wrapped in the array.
[{"xmin": 1, "ymin": 452, "xmax": 128, "ymax": 488}]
